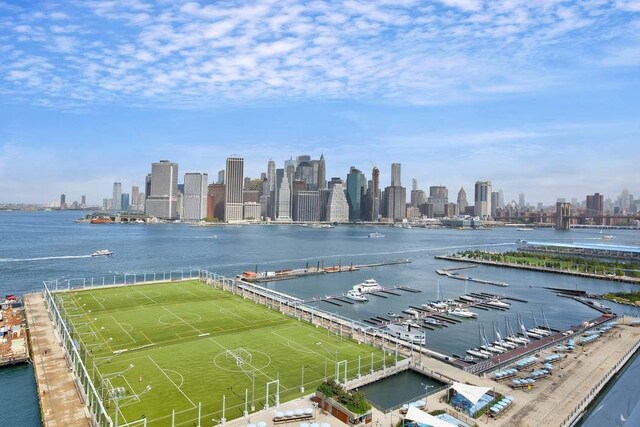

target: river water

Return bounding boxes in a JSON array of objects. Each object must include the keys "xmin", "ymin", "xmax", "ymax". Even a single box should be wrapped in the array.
[{"xmin": 1, "ymin": 211, "xmax": 638, "ymax": 426}]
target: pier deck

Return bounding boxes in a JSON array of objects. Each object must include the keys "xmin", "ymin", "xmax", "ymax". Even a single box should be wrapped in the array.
[
  {"xmin": 0, "ymin": 301, "xmax": 29, "ymax": 367},
  {"xmin": 24, "ymin": 293, "xmax": 88, "ymax": 427}
]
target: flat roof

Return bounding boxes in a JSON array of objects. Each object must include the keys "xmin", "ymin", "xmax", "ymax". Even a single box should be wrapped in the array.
[{"xmin": 524, "ymin": 241, "xmax": 640, "ymax": 254}]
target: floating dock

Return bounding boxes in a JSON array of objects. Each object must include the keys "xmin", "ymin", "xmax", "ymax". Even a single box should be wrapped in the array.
[
  {"xmin": 303, "ymin": 285, "xmax": 422, "ymax": 306},
  {"xmin": 436, "ymin": 267, "xmax": 510, "ymax": 287},
  {"xmin": 0, "ymin": 299, "xmax": 29, "ymax": 367}
]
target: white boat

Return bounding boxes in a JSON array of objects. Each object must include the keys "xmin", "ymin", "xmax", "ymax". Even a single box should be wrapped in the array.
[
  {"xmin": 444, "ymin": 299, "xmax": 458, "ymax": 306},
  {"xmin": 387, "ymin": 312, "xmax": 402, "ymax": 318},
  {"xmin": 525, "ymin": 330, "xmax": 544, "ymax": 339},
  {"xmin": 507, "ymin": 336, "xmax": 530, "ymax": 345},
  {"xmin": 345, "ymin": 290, "xmax": 368, "ymax": 302},
  {"xmin": 459, "ymin": 295, "xmax": 481, "ymax": 303},
  {"xmin": 448, "ymin": 308, "xmax": 478, "ymax": 318},
  {"xmin": 420, "ymin": 303, "xmax": 435, "ymax": 310},
  {"xmin": 602, "ymin": 235, "xmax": 615, "ymax": 240},
  {"xmin": 387, "ymin": 323, "xmax": 426, "ymax": 344},
  {"xmin": 516, "ymin": 228, "xmax": 534, "ymax": 231},
  {"xmin": 530, "ymin": 327, "xmax": 551, "ymax": 336},
  {"xmin": 466, "ymin": 348, "xmax": 490, "ymax": 359},
  {"xmin": 485, "ymin": 298, "xmax": 510, "ymax": 309},
  {"xmin": 368, "ymin": 232, "xmax": 385, "ymax": 238},
  {"xmin": 481, "ymin": 344, "xmax": 505, "ymax": 354},
  {"xmin": 496, "ymin": 340, "xmax": 517, "ymax": 349},
  {"xmin": 353, "ymin": 279, "xmax": 384, "ymax": 293},
  {"xmin": 428, "ymin": 301, "xmax": 448, "ymax": 310},
  {"xmin": 91, "ymin": 249, "xmax": 113, "ymax": 257},
  {"xmin": 405, "ymin": 308, "xmax": 420, "ymax": 317},
  {"xmin": 402, "ymin": 320, "xmax": 421, "ymax": 329}
]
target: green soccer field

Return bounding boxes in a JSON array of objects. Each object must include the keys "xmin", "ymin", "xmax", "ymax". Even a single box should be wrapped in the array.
[{"xmin": 57, "ymin": 280, "xmax": 392, "ymax": 426}]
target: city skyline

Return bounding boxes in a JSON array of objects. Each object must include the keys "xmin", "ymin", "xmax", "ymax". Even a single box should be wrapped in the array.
[{"xmin": 1, "ymin": 1, "xmax": 639, "ymax": 204}]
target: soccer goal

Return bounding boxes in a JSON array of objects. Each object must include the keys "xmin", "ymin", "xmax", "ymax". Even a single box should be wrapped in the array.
[{"xmin": 225, "ymin": 347, "xmax": 253, "ymax": 366}]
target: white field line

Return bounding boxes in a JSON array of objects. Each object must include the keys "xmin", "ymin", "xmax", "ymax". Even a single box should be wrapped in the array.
[
  {"xmin": 90, "ymin": 293, "xmax": 106, "ymax": 309},
  {"xmin": 269, "ymin": 330, "xmax": 336, "ymax": 363},
  {"xmin": 207, "ymin": 337, "xmax": 275, "ymax": 382},
  {"xmin": 69, "ymin": 293, "xmax": 114, "ymax": 352},
  {"xmin": 147, "ymin": 355, "xmax": 197, "ymax": 408},
  {"xmin": 131, "ymin": 286, "xmax": 205, "ymax": 335},
  {"xmin": 111, "ymin": 316, "xmax": 137, "ymax": 343}
]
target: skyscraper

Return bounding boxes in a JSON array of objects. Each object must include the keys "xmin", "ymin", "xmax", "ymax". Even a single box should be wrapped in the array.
[
  {"xmin": 326, "ymin": 182, "xmax": 349, "ymax": 223},
  {"xmin": 145, "ymin": 160, "xmax": 179, "ymax": 219},
  {"xmin": 474, "ymin": 181, "xmax": 492, "ymax": 218},
  {"xmin": 207, "ymin": 183, "xmax": 225, "ymax": 221},
  {"xmin": 145, "ymin": 174, "xmax": 151, "ymax": 201},
  {"xmin": 346, "ymin": 167, "xmax": 365, "ymax": 221},
  {"xmin": 519, "ymin": 193, "xmax": 525, "ymax": 209},
  {"xmin": 183, "ymin": 172, "xmax": 208, "ymax": 221},
  {"xmin": 217, "ymin": 170, "xmax": 225, "ymax": 184},
  {"xmin": 491, "ymin": 192, "xmax": 499, "ymax": 217},
  {"xmin": 60, "ymin": 194, "xmax": 66, "ymax": 209},
  {"xmin": 428, "ymin": 186, "xmax": 448, "ymax": 216},
  {"xmin": 391, "ymin": 163, "xmax": 401, "ymax": 187},
  {"xmin": 586, "ymin": 193, "xmax": 604, "ymax": 216},
  {"xmin": 131, "ymin": 186, "xmax": 139, "ymax": 211},
  {"xmin": 276, "ymin": 170, "xmax": 292, "ymax": 221},
  {"xmin": 225, "ymin": 157, "xmax": 244, "ymax": 222},
  {"xmin": 112, "ymin": 182, "xmax": 122, "ymax": 211},
  {"xmin": 293, "ymin": 191, "xmax": 320, "ymax": 222},
  {"xmin": 121, "ymin": 193, "xmax": 130, "ymax": 211},
  {"xmin": 80, "ymin": 195, "xmax": 86, "ymax": 207},
  {"xmin": 371, "ymin": 166, "xmax": 380, "ymax": 221},
  {"xmin": 457, "ymin": 187, "xmax": 468, "ymax": 214},
  {"xmin": 383, "ymin": 186, "xmax": 407, "ymax": 221},
  {"xmin": 317, "ymin": 154, "xmax": 326, "ymax": 190}
]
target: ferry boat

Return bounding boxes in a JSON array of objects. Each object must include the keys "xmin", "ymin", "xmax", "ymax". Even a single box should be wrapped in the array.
[
  {"xmin": 345, "ymin": 290, "xmax": 368, "ymax": 302},
  {"xmin": 368, "ymin": 232, "xmax": 385, "ymax": 238},
  {"xmin": 90, "ymin": 217, "xmax": 113, "ymax": 224},
  {"xmin": 448, "ymin": 308, "xmax": 478, "ymax": 318},
  {"xmin": 353, "ymin": 279, "xmax": 384, "ymax": 293},
  {"xmin": 91, "ymin": 249, "xmax": 113, "ymax": 257}
]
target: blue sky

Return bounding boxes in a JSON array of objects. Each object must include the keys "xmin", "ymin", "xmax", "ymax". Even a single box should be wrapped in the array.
[{"xmin": 0, "ymin": 0, "xmax": 639, "ymax": 205}]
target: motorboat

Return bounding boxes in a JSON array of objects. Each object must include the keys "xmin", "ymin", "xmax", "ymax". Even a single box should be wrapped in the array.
[
  {"xmin": 444, "ymin": 299, "xmax": 458, "ymax": 306},
  {"xmin": 405, "ymin": 308, "xmax": 420, "ymax": 317},
  {"xmin": 448, "ymin": 308, "xmax": 478, "ymax": 318},
  {"xmin": 368, "ymin": 232, "xmax": 385, "ymax": 238},
  {"xmin": 387, "ymin": 312, "xmax": 402, "ymax": 318},
  {"xmin": 485, "ymin": 298, "xmax": 510, "ymax": 309},
  {"xmin": 91, "ymin": 249, "xmax": 113, "ymax": 257},
  {"xmin": 427, "ymin": 301, "xmax": 448, "ymax": 310},
  {"xmin": 353, "ymin": 279, "xmax": 384, "ymax": 293},
  {"xmin": 459, "ymin": 295, "xmax": 481, "ymax": 303},
  {"xmin": 602, "ymin": 235, "xmax": 615, "ymax": 240},
  {"xmin": 345, "ymin": 290, "xmax": 368, "ymax": 302},
  {"xmin": 423, "ymin": 317, "xmax": 445, "ymax": 326}
]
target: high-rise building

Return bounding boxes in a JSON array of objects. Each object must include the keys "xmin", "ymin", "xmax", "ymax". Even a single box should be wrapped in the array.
[
  {"xmin": 60, "ymin": 194, "xmax": 66, "ymax": 209},
  {"xmin": 225, "ymin": 157, "xmax": 244, "ymax": 222},
  {"xmin": 491, "ymin": 192, "xmax": 499, "ymax": 217},
  {"xmin": 80, "ymin": 195, "xmax": 86, "ymax": 207},
  {"xmin": 293, "ymin": 191, "xmax": 320, "ymax": 222},
  {"xmin": 137, "ymin": 192, "xmax": 145, "ymax": 211},
  {"xmin": 131, "ymin": 186, "xmax": 139, "ymax": 211},
  {"xmin": 371, "ymin": 166, "xmax": 380, "ymax": 221},
  {"xmin": 267, "ymin": 160, "xmax": 276, "ymax": 192},
  {"xmin": 145, "ymin": 174, "xmax": 151, "ymax": 201},
  {"xmin": 295, "ymin": 157, "xmax": 314, "ymax": 189},
  {"xmin": 391, "ymin": 163, "xmax": 402, "ymax": 187},
  {"xmin": 498, "ymin": 189, "xmax": 505, "ymax": 208},
  {"xmin": 474, "ymin": 181, "xmax": 492, "ymax": 218},
  {"xmin": 428, "ymin": 186, "xmax": 448, "ymax": 216},
  {"xmin": 183, "ymin": 172, "xmax": 208, "ymax": 221},
  {"xmin": 457, "ymin": 187, "xmax": 468, "ymax": 214},
  {"xmin": 276, "ymin": 170, "xmax": 292, "ymax": 221},
  {"xmin": 586, "ymin": 193, "xmax": 604, "ymax": 216},
  {"xmin": 346, "ymin": 167, "xmax": 365, "ymax": 221},
  {"xmin": 207, "ymin": 183, "xmax": 225, "ymax": 221},
  {"xmin": 121, "ymin": 193, "xmax": 130, "ymax": 211},
  {"xmin": 383, "ymin": 186, "xmax": 406, "ymax": 221},
  {"xmin": 519, "ymin": 193, "xmax": 525, "ymax": 209},
  {"xmin": 217, "ymin": 170, "xmax": 225, "ymax": 184},
  {"xmin": 145, "ymin": 160, "xmax": 179, "ymax": 219},
  {"xmin": 112, "ymin": 182, "xmax": 122, "ymax": 211},
  {"xmin": 317, "ymin": 154, "xmax": 326, "ymax": 190},
  {"xmin": 326, "ymin": 182, "xmax": 349, "ymax": 223}
]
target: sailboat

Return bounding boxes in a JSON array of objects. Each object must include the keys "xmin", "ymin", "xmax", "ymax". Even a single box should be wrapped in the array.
[{"xmin": 459, "ymin": 279, "xmax": 481, "ymax": 303}]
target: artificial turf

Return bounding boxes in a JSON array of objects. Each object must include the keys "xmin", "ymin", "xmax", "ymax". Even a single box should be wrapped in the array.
[{"xmin": 57, "ymin": 280, "xmax": 391, "ymax": 426}]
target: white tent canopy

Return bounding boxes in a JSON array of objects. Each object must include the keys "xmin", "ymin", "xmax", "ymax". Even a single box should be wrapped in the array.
[
  {"xmin": 451, "ymin": 382, "xmax": 491, "ymax": 406},
  {"xmin": 405, "ymin": 406, "xmax": 457, "ymax": 427}
]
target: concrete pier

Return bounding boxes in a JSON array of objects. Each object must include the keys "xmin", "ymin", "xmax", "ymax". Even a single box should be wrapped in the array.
[{"xmin": 24, "ymin": 293, "xmax": 89, "ymax": 427}]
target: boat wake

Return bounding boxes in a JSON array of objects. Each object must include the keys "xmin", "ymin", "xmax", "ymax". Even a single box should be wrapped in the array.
[{"xmin": 0, "ymin": 255, "xmax": 93, "ymax": 262}]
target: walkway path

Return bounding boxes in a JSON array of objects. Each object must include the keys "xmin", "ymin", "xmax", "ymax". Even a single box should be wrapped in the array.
[{"xmin": 25, "ymin": 292, "xmax": 89, "ymax": 427}]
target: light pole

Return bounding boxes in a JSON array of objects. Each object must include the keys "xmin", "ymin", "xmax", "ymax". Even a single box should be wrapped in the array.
[{"xmin": 421, "ymin": 383, "xmax": 435, "ymax": 410}]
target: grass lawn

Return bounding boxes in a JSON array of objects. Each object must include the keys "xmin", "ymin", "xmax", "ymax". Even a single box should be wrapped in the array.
[{"xmin": 57, "ymin": 280, "xmax": 390, "ymax": 426}]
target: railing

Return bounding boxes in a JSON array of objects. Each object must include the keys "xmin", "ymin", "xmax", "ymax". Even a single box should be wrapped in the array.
[
  {"xmin": 43, "ymin": 269, "xmax": 202, "ymax": 292},
  {"xmin": 373, "ymin": 383, "xmax": 449, "ymax": 414},
  {"xmin": 42, "ymin": 280, "xmax": 112, "ymax": 427},
  {"xmin": 559, "ymin": 338, "xmax": 640, "ymax": 427}
]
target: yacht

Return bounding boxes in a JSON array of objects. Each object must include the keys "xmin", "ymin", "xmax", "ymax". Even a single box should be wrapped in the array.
[
  {"xmin": 426, "ymin": 301, "xmax": 448, "ymax": 310},
  {"xmin": 423, "ymin": 317, "xmax": 443, "ymax": 326},
  {"xmin": 368, "ymin": 232, "xmax": 385, "ymax": 238},
  {"xmin": 448, "ymin": 308, "xmax": 478, "ymax": 318},
  {"xmin": 459, "ymin": 294, "xmax": 481, "ymax": 303},
  {"xmin": 485, "ymin": 298, "xmax": 510, "ymax": 309},
  {"xmin": 345, "ymin": 290, "xmax": 368, "ymax": 302},
  {"xmin": 353, "ymin": 279, "xmax": 384, "ymax": 293},
  {"xmin": 405, "ymin": 308, "xmax": 420, "ymax": 317},
  {"xmin": 444, "ymin": 299, "xmax": 458, "ymax": 306},
  {"xmin": 387, "ymin": 312, "xmax": 402, "ymax": 318},
  {"xmin": 91, "ymin": 249, "xmax": 113, "ymax": 257}
]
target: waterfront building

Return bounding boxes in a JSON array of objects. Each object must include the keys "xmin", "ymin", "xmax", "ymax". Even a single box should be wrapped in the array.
[
  {"xmin": 242, "ymin": 190, "xmax": 259, "ymax": 204},
  {"xmin": 131, "ymin": 186, "xmax": 139, "ymax": 211},
  {"xmin": 121, "ymin": 193, "xmax": 130, "ymax": 211},
  {"xmin": 586, "ymin": 193, "xmax": 604, "ymax": 216},
  {"xmin": 444, "ymin": 203, "xmax": 458, "ymax": 217},
  {"xmin": 326, "ymin": 182, "xmax": 349, "ymax": 223},
  {"xmin": 225, "ymin": 157, "xmax": 244, "ymax": 222},
  {"xmin": 145, "ymin": 160, "xmax": 179, "ymax": 219},
  {"xmin": 346, "ymin": 167, "xmax": 366, "ymax": 221},
  {"xmin": 293, "ymin": 190, "xmax": 320, "ymax": 222},
  {"xmin": 491, "ymin": 191, "xmax": 499, "ymax": 217},
  {"xmin": 318, "ymin": 188, "xmax": 330, "ymax": 221},
  {"xmin": 102, "ymin": 198, "xmax": 109, "ymax": 211},
  {"xmin": 137, "ymin": 192, "xmax": 145, "ymax": 211},
  {"xmin": 474, "ymin": 181, "xmax": 492, "ymax": 218},
  {"xmin": 428, "ymin": 186, "xmax": 448, "ymax": 216},
  {"xmin": 112, "ymin": 182, "xmax": 122, "ymax": 211},
  {"xmin": 406, "ymin": 206, "xmax": 421, "ymax": 220},
  {"xmin": 207, "ymin": 183, "xmax": 225, "ymax": 221},
  {"xmin": 384, "ymin": 185, "xmax": 406, "ymax": 221},
  {"xmin": 457, "ymin": 187, "xmax": 468, "ymax": 214},
  {"xmin": 411, "ymin": 189, "xmax": 427, "ymax": 207},
  {"xmin": 183, "ymin": 172, "xmax": 208, "ymax": 221},
  {"xmin": 276, "ymin": 169, "xmax": 292, "ymax": 221},
  {"xmin": 243, "ymin": 202, "xmax": 261, "ymax": 221}
]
